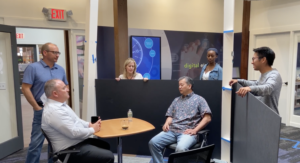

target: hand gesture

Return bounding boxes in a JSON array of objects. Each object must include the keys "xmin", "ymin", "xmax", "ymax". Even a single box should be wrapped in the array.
[
  {"xmin": 115, "ymin": 78, "xmax": 121, "ymax": 81},
  {"xmin": 229, "ymin": 79, "xmax": 238, "ymax": 86},
  {"xmin": 236, "ymin": 87, "xmax": 251, "ymax": 97},
  {"xmin": 162, "ymin": 123, "xmax": 170, "ymax": 132},
  {"xmin": 90, "ymin": 119, "xmax": 101, "ymax": 133},
  {"xmin": 183, "ymin": 129, "xmax": 197, "ymax": 135},
  {"xmin": 143, "ymin": 78, "xmax": 149, "ymax": 82}
]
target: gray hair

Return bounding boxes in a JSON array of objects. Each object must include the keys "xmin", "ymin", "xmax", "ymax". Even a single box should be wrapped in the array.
[
  {"xmin": 44, "ymin": 79, "xmax": 58, "ymax": 98},
  {"xmin": 178, "ymin": 76, "xmax": 194, "ymax": 90}
]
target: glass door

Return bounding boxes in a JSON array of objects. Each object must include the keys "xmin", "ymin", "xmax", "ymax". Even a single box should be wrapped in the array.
[
  {"xmin": 17, "ymin": 45, "xmax": 37, "ymax": 94},
  {"xmin": 0, "ymin": 24, "xmax": 23, "ymax": 159}
]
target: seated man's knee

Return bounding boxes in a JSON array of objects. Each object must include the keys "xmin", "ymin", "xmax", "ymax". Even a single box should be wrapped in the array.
[
  {"xmin": 148, "ymin": 138, "xmax": 156, "ymax": 147},
  {"xmin": 175, "ymin": 145, "xmax": 189, "ymax": 153}
]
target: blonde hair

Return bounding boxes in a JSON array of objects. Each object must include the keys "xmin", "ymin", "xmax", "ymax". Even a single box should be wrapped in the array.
[{"xmin": 122, "ymin": 58, "xmax": 137, "ymax": 79}]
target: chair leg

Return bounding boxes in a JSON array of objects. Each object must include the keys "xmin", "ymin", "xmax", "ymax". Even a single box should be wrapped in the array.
[
  {"xmin": 201, "ymin": 133, "xmax": 208, "ymax": 148},
  {"xmin": 63, "ymin": 154, "xmax": 70, "ymax": 163}
]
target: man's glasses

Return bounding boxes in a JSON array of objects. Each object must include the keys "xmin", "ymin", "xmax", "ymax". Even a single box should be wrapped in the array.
[
  {"xmin": 251, "ymin": 57, "xmax": 261, "ymax": 61},
  {"xmin": 47, "ymin": 51, "xmax": 61, "ymax": 55}
]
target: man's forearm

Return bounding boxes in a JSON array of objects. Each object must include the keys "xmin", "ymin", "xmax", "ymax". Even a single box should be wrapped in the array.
[
  {"xmin": 194, "ymin": 115, "xmax": 211, "ymax": 132},
  {"xmin": 165, "ymin": 117, "xmax": 173, "ymax": 125},
  {"xmin": 22, "ymin": 88, "xmax": 40, "ymax": 110}
]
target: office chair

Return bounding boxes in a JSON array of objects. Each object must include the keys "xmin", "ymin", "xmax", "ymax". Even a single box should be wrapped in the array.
[
  {"xmin": 41, "ymin": 129, "xmax": 80, "ymax": 163},
  {"xmin": 168, "ymin": 144, "xmax": 215, "ymax": 163},
  {"xmin": 162, "ymin": 129, "xmax": 209, "ymax": 156}
]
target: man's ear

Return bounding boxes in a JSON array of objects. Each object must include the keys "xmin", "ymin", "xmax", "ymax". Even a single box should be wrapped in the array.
[{"xmin": 52, "ymin": 91, "xmax": 58, "ymax": 97}]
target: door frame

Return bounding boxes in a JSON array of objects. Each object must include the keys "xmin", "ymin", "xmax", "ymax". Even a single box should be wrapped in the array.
[
  {"xmin": 69, "ymin": 29, "xmax": 85, "ymax": 117},
  {"xmin": 0, "ymin": 24, "xmax": 24, "ymax": 159}
]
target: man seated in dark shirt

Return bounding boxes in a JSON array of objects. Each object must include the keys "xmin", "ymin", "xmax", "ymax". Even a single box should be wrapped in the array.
[{"xmin": 148, "ymin": 76, "xmax": 212, "ymax": 163}]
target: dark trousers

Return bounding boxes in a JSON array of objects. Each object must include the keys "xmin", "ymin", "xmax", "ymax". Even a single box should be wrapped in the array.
[{"xmin": 58, "ymin": 138, "xmax": 114, "ymax": 163}]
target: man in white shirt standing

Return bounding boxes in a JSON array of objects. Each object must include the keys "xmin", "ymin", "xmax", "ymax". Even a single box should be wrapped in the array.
[{"xmin": 41, "ymin": 79, "xmax": 114, "ymax": 163}]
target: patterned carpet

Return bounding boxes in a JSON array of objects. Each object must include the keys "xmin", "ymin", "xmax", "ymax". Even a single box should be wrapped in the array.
[{"xmin": 1, "ymin": 124, "xmax": 300, "ymax": 163}]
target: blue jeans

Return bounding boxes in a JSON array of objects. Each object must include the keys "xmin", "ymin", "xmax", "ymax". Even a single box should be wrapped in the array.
[
  {"xmin": 25, "ymin": 109, "xmax": 52, "ymax": 163},
  {"xmin": 148, "ymin": 131, "xmax": 197, "ymax": 163}
]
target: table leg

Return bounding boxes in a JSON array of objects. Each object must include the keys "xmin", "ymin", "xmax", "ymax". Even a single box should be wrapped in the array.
[{"xmin": 117, "ymin": 137, "xmax": 122, "ymax": 163}]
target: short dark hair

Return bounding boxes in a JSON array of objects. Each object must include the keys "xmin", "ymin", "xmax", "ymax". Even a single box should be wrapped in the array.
[
  {"xmin": 207, "ymin": 48, "xmax": 218, "ymax": 56},
  {"xmin": 178, "ymin": 76, "xmax": 194, "ymax": 90},
  {"xmin": 253, "ymin": 47, "xmax": 275, "ymax": 66}
]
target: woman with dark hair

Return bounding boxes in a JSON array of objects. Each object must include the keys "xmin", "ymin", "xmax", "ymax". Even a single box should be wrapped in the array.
[{"xmin": 199, "ymin": 48, "xmax": 223, "ymax": 80}]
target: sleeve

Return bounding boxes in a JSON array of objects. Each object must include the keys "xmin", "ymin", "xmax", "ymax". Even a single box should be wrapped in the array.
[
  {"xmin": 218, "ymin": 67, "xmax": 223, "ymax": 80},
  {"xmin": 22, "ymin": 64, "xmax": 35, "ymax": 85},
  {"xmin": 198, "ymin": 97, "xmax": 212, "ymax": 118},
  {"xmin": 165, "ymin": 98, "xmax": 177, "ymax": 117},
  {"xmin": 62, "ymin": 71, "xmax": 69, "ymax": 85},
  {"xmin": 248, "ymin": 74, "xmax": 278, "ymax": 96},
  {"xmin": 49, "ymin": 108, "xmax": 94, "ymax": 139},
  {"xmin": 237, "ymin": 79, "xmax": 258, "ymax": 87}
]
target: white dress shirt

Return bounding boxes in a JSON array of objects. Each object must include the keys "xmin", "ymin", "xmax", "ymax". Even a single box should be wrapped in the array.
[{"xmin": 42, "ymin": 99, "xmax": 95, "ymax": 153}]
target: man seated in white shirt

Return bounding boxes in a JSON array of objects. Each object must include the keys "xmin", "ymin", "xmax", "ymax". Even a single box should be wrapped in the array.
[{"xmin": 41, "ymin": 79, "xmax": 114, "ymax": 163}]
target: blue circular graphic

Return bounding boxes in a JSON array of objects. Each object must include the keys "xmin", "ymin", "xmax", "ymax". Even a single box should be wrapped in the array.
[
  {"xmin": 149, "ymin": 50, "xmax": 156, "ymax": 57},
  {"xmin": 143, "ymin": 73, "xmax": 151, "ymax": 79},
  {"xmin": 132, "ymin": 38, "xmax": 143, "ymax": 67},
  {"xmin": 150, "ymin": 67, "xmax": 159, "ymax": 77},
  {"xmin": 144, "ymin": 38, "xmax": 153, "ymax": 49}
]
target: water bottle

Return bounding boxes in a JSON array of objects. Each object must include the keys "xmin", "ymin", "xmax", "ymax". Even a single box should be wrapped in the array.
[{"xmin": 128, "ymin": 109, "xmax": 133, "ymax": 122}]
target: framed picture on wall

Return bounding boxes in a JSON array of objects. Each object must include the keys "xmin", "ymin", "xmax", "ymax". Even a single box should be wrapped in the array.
[{"xmin": 130, "ymin": 36, "xmax": 161, "ymax": 79}]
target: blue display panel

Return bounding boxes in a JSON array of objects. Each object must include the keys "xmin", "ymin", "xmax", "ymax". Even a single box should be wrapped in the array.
[{"xmin": 130, "ymin": 36, "xmax": 161, "ymax": 79}]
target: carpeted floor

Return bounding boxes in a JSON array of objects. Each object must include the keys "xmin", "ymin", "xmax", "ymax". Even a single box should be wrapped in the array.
[{"xmin": 1, "ymin": 123, "xmax": 300, "ymax": 163}]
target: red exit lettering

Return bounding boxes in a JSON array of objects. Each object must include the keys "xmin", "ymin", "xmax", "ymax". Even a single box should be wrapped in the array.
[
  {"xmin": 51, "ymin": 9, "xmax": 65, "ymax": 20},
  {"xmin": 16, "ymin": 33, "xmax": 24, "ymax": 39}
]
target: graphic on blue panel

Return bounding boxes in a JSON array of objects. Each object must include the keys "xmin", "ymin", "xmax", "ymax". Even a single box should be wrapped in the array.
[
  {"xmin": 143, "ymin": 73, "xmax": 151, "ymax": 79},
  {"xmin": 144, "ymin": 38, "xmax": 154, "ymax": 49},
  {"xmin": 131, "ymin": 36, "xmax": 161, "ymax": 79},
  {"xmin": 149, "ymin": 50, "xmax": 156, "ymax": 57},
  {"xmin": 131, "ymin": 37, "xmax": 143, "ymax": 67}
]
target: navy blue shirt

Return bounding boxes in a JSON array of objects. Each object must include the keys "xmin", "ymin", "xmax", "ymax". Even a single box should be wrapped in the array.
[{"xmin": 22, "ymin": 60, "xmax": 68, "ymax": 102}]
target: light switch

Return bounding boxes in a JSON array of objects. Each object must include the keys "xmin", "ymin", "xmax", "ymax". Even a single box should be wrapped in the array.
[{"xmin": 0, "ymin": 83, "xmax": 6, "ymax": 90}]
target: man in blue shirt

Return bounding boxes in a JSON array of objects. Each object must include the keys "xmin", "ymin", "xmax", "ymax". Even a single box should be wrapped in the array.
[{"xmin": 22, "ymin": 43, "xmax": 68, "ymax": 163}]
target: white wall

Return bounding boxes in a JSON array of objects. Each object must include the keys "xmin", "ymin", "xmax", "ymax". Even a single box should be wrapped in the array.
[
  {"xmin": 99, "ymin": 0, "xmax": 243, "ymax": 33},
  {"xmin": 249, "ymin": 0, "xmax": 300, "ymax": 126},
  {"xmin": 16, "ymin": 28, "xmax": 66, "ymax": 71},
  {"xmin": 0, "ymin": 0, "xmax": 86, "ymax": 29},
  {"xmin": 0, "ymin": 32, "xmax": 18, "ymax": 143}
]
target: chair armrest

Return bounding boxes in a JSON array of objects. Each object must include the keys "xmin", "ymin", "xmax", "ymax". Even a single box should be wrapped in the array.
[
  {"xmin": 197, "ymin": 129, "xmax": 209, "ymax": 135},
  {"xmin": 57, "ymin": 150, "xmax": 80, "ymax": 155}
]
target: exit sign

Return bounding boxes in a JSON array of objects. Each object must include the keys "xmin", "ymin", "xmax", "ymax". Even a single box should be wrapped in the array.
[
  {"xmin": 16, "ymin": 33, "xmax": 24, "ymax": 39},
  {"xmin": 47, "ymin": 8, "xmax": 67, "ymax": 21}
]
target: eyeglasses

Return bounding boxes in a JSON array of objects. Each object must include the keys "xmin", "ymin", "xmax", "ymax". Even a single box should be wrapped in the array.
[
  {"xmin": 47, "ymin": 51, "xmax": 61, "ymax": 55},
  {"xmin": 251, "ymin": 57, "xmax": 261, "ymax": 61}
]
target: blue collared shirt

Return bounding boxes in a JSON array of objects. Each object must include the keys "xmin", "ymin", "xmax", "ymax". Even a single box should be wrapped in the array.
[
  {"xmin": 199, "ymin": 63, "xmax": 223, "ymax": 80},
  {"xmin": 22, "ymin": 60, "xmax": 68, "ymax": 102},
  {"xmin": 166, "ymin": 92, "xmax": 212, "ymax": 133}
]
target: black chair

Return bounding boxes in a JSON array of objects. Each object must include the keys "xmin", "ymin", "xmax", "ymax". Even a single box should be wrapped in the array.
[
  {"xmin": 41, "ymin": 129, "xmax": 80, "ymax": 163},
  {"xmin": 168, "ymin": 144, "xmax": 215, "ymax": 163},
  {"xmin": 162, "ymin": 129, "xmax": 209, "ymax": 156}
]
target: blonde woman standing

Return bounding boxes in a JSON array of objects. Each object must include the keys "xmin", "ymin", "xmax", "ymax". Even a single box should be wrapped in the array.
[{"xmin": 115, "ymin": 58, "xmax": 148, "ymax": 81}]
